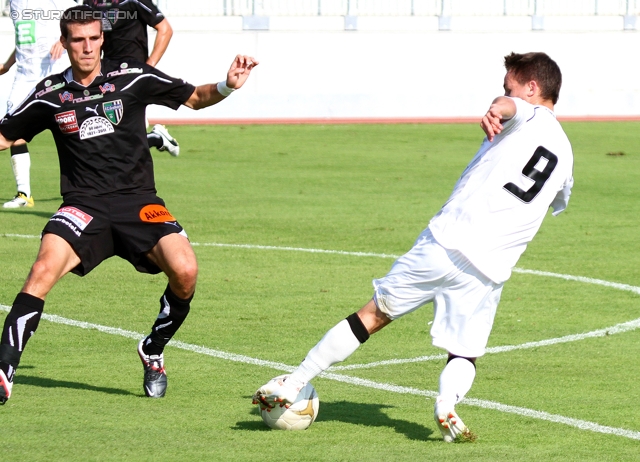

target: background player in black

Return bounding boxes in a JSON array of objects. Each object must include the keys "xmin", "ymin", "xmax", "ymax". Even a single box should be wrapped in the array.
[
  {"xmin": 0, "ymin": 5, "xmax": 258, "ymax": 403},
  {"xmin": 84, "ymin": 0, "xmax": 181, "ymax": 155}
]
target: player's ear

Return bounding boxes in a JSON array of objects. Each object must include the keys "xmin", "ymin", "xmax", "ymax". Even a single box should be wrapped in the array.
[
  {"xmin": 528, "ymin": 80, "xmax": 538, "ymax": 97},
  {"xmin": 60, "ymin": 35, "xmax": 68, "ymax": 50}
]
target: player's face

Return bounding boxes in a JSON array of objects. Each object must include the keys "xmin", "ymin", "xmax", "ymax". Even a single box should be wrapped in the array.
[
  {"xmin": 503, "ymin": 71, "xmax": 532, "ymax": 102},
  {"xmin": 62, "ymin": 21, "xmax": 103, "ymax": 80}
]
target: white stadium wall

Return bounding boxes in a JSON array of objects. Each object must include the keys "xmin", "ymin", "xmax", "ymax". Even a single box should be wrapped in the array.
[{"xmin": 1, "ymin": 14, "xmax": 640, "ymax": 122}]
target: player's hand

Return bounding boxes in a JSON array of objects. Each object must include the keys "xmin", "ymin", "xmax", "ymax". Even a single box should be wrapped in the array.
[
  {"xmin": 50, "ymin": 40, "xmax": 65, "ymax": 60},
  {"xmin": 226, "ymin": 55, "xmax": 259, "ymax": 90},
  {"xmin": 480, "ymin": 104, "xmax": 504, "ymax": 142}
]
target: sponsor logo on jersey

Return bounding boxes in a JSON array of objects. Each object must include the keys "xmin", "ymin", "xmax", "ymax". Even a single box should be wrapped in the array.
[
  {"xmin": 55, "ymin": 110, "xmax": 79, "ymax": 134},
  {"xmin": 15, "ymin": 21, "xmax": 35, "ymax": 45},
  {"xmin": 50, "ymin": 206, "xmax": 94, "ymax": 237},
  {"xmin": 36, "ymin": 82, "xmax": 65, "ymax": 99},
  {"xmin": 59, "ymin": 91, "xmax": 74, "ymax": 103},
  {"xmin": 91, "ymin": 0, "xmax": 116, "ymax": 7},
  {"xmin": 139, "ymin": 205, "xmax": 176, "ymax": 223},
  {"xmin": 106, "ymin": 68, "xmax": 143, "ymax": 78},
  {"xmin": 85, "ymin": 104, "xmax": 100, "ymax": 116},
  {"xmin": 103, "ymin": 100, "xmax": 124, "ymax": 125},
  {"xmin": 99, "ymin": 83, "xmax": 116, "ymax": 94},
  {"xmin": 72, "ymin": 93, "xmax": 104, "ymax": 104},
  {"xmin": 53, "ymin": 206, "xmax": 94, "ymax": 230},
  {"xmin": 45, "ymin": 80, "xmax": 52, "ymax": 87},
  {"xmin": 79, "ymin": 117, "xmax": 115, "ymax": 140}
]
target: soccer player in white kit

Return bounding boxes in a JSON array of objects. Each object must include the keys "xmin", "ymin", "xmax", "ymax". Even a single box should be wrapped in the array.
[
  {"xmin": 253, "ymin": 52, "xmax": 574, "ymax": 442},
  {"xmin": 0, "ymin": 0, "xmax": 77, "ymax": 208}
]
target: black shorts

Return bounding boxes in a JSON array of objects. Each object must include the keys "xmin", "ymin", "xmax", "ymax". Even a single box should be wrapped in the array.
[{"xmin": 42, "ymin": 194, "xmax": 187, "ymax": 276}]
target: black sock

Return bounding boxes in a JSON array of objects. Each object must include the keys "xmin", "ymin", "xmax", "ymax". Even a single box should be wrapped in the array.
[
  {"xmin": 142, "ymin": 285, "xmax": 192, "ymax": 356},
  {"xmin": 10, "ymin": 143, "xmax": 29, "ymax": 156},
  {"xmin": 0, "ymin": 293, "xmax": 45, "ymax": 381}
]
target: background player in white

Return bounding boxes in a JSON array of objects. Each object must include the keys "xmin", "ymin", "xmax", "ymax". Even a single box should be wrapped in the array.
[
  {"xmin": 254, "ymin": 52, "xmax": 574, "ymax": 442},
  {"xmin": 0, "ymin": 0, "xmax": 78, "ymax": 208}
]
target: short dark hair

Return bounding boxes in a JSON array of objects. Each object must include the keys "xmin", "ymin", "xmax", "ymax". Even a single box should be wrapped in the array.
[
  {"xmin": 60, "ymin": 5, "xmax": 103, "ymax": 39},
  {"xmin": 504, "ymin": 52, "xmax": 562, "ymax": 104}
]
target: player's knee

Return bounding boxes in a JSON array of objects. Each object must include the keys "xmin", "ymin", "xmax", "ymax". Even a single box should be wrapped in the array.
[
  {"xmin": 168, "ymin": 265, "xmax": 197, "ymax": 299},
  {"xmin": 28, "ymin": 259, "xmax": 58, "ymax": 283},
  {"xmin": 176, "ymin": 259, "xmax": 198, "ymax": 286}
]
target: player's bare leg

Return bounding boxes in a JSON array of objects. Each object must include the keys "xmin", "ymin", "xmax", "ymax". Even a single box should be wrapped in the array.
[
  {"xmin": 253, "ymin": 299, "xmax": 391, "ymax": 409},
  {"xmin": 0, "ymin": 234, "xmax": 80, "ymax": 403},
  {"xmin": 137, "ymin": 233, "xmax": 198, "ymax": 397}
]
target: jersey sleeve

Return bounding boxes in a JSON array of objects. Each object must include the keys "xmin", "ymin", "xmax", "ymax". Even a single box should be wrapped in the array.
[
  {"xmin": 135, "ymin": 0, "xmax": 166, "ymax": 28},
  {"xmin": 134, "ymin": 64, "xmax": 196, "ymax": 109},
  {"xmin": 0, "ymin": 88, "xmax": 52, "ymax": 143},
  {"xmin": 550, "ymin": 176, "xmax": 574, "ymax": 216},
  {"xmin": 499, "ymin": 97, "xmax": 536, "ymax": 136}
]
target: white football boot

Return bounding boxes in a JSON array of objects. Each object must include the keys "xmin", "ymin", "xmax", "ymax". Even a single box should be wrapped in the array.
[
  {"xmin": 434, "ymin": 407, "xmax": 470, "ymax": 442},
  {"xmin": 151, "ymin": 124, "xmax": 180, "ymax": 157},
  {"xmin": 252, "ymin": 374, "xmax": 302, "ymax": 409}
]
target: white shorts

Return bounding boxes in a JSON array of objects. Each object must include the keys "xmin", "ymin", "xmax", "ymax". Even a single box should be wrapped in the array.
[{"xmin": 373, "ymin": 228, "xmax": 503, "ymax": 358}]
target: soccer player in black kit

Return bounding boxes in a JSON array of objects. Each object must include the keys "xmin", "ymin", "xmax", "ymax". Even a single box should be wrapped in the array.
[
  {"xmin": 84, "ymin": 0, "xmax": 181, "ymax": 155},
  {"xmin": 0, "ymin": 5, "xmax": 258, "ymax": 403}
]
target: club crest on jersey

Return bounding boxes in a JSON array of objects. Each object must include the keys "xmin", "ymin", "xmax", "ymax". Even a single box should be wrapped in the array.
[
  {"xmin": 106, "ymin": 9, "xmax": 119, "ymax": 25},
  {"xmin": 55, "ymin": 110, "xmax": 79, "ymax": 134},
  {"xmin": 79, "ymin": 116, "xmax": 115, "ymax": 140},
  {"xmin": 59, "ymin": 91, "xmax": 74, "ymax": 103},
  {"xmin": 103, "ymin": 100, "xmax": 124, "ymax": 125},
  {"xmin": 99, "ymin": 83, "xmax": 116, "ymax": 94}
]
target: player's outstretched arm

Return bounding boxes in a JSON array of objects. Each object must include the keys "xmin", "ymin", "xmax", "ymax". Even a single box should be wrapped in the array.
[
  {"xmin": 0, "ymin": 50, "xmax": 16, "ymax": 76},
  {"xmin": 147, "ymin": 19, "xmax": 173, "ymax": 67},
  {"xmin": 480, "ymin": 96, "xmax": 517, "ymax": 142},
  {"xmin": 184, "ymin": 55, "xmax": 259, "ymax": 110}
]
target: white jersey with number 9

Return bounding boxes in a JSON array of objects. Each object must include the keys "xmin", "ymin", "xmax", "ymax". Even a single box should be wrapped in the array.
[{"xmin": 428, "ymin": 96, "xmax": 574, "ymax": 285}]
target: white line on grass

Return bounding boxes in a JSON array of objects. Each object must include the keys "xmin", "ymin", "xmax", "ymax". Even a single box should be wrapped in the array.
[
  {"xmin": 1, "ymin": 303, "xmax": 639, "ymax": 441},
  {"xmin": 332, "ymin": 316, "xmax": 640, "ymax": 370},
  {"xmin": 4, "ymin": 234, "xmax": 640, "ymax": 367},
  {"xmin": 4, "ymin": 236, "xmax": 640, "ymax": 439}
]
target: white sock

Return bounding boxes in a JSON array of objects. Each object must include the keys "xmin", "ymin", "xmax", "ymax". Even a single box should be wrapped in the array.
[
  {"xmin": 288, "ymin": 319, "xmax": 361, "ymax": 387},
  {"xmin": 11, "ymin": 152, "xmax": 31, "ymax": 198},
  {"xmin": 435, "ymin": 357, "xmax": 476, "ymax": 414}
]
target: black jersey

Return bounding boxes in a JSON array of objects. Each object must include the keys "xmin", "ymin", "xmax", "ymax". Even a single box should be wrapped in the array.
[
  {"xmin": 0, "ymin": 59, "xmax": 195, "ymax": 198},
  {"xmin": 84, "ymin": 0, "xmax": 165, "ymax": 62}
]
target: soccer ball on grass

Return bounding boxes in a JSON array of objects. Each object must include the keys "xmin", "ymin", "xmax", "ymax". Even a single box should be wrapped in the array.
[{"xmin": 259, "ymin": 375, "xmax": 319, "ymax": 430}]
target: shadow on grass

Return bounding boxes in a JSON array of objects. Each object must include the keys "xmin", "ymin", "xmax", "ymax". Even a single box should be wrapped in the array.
[
  {"xmin": 0, "ymin": 209, "xmax": 57, "ymax": 219},
  {"xmin": 14, "ymin": 374, "xmax": 136, "ymax": 397},
  {"xmin": 235, "ymin": 400, "xmax": 433, "ymax": 441}
]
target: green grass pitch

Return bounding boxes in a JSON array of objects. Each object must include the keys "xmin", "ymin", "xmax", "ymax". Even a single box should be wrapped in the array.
[{"xmin": 1, "ymin": 122, "xmax": 640, "ymax": 461}]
